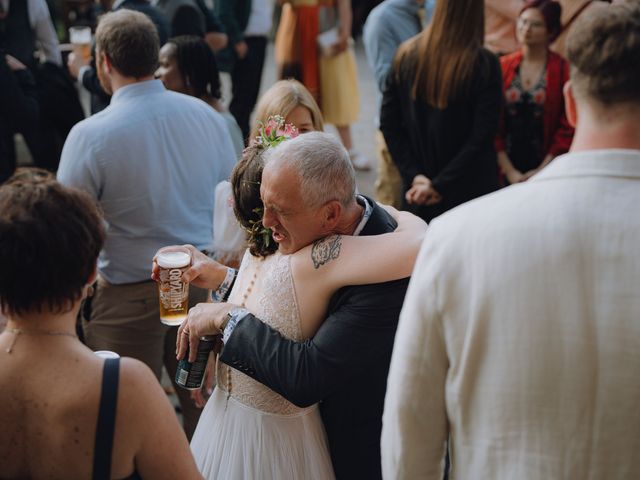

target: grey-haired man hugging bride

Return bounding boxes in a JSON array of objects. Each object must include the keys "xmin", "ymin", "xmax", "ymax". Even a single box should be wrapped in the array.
[{"xmin": 153, "ymin": 130, "xmax": 426, "ymax": 479}]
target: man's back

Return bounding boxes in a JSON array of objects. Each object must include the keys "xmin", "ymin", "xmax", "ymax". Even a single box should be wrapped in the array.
[
  {"xmin": 58, "ymin": 80, "xmax": 236, "ymax": 283},
  {"xmin": 386, "ymin": 150, "xmax": 640, "ymax": 478}
]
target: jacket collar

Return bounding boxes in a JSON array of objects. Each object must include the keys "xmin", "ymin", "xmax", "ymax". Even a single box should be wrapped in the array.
[
  {"xmin": 532, "ymin": 149, "xmax": 640, "ymax": 182},
  {"xmin": 360, "ymin": 196, "xmax": 398, "ymax": 237}
]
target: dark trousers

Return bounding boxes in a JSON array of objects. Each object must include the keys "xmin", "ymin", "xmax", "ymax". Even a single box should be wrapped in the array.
[{"xmin": 229, "ymin": 35, "xmax": 267, "ymax": 144}]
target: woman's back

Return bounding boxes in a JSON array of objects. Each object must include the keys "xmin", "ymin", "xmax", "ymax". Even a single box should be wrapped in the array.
[
  {"xmin": 0, "ymin": 336, "xmax": 199, "ymax": 479},
  {"xmin": 0, "ymin": 340, "xmax": 130, "ymax": 478}
]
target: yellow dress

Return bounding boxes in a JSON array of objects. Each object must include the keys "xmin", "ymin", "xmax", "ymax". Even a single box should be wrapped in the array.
[{"xmin": 275, "ymin": 0, "xmax": 359, "ymax": 126}]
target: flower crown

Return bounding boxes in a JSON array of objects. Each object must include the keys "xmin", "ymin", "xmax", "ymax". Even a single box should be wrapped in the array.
[
  {"xmin": 255, "ymin": 115, "xmax": 299, "ymax": 148},
  {"xmin": 242, "ymin": 116, "xmax": 299, "ymax": 251}
]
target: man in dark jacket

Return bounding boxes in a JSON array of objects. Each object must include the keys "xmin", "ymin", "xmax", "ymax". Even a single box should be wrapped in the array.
[
  {"xmin": 0, "ymin": 54, "xmax": 39, "ymax": 183},
  {"xmin": 169, "ymin": 131, "xmax": 410, "ymax": 480}
]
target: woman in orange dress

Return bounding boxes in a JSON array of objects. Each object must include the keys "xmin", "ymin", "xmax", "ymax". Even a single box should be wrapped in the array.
[{"xmin": 275, "ymin": 0, "xmax": 370, "ymax": 169}]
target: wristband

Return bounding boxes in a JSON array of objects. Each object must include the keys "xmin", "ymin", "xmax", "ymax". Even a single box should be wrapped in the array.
[{"xmin": 211, "ymin": 267, "xmax": 237, "ymax": 302}]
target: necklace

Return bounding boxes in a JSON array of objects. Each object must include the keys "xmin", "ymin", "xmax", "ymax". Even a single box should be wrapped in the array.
[{"xmin": 4, "ymin": 327, "xmax": 78, "ymax": 354}]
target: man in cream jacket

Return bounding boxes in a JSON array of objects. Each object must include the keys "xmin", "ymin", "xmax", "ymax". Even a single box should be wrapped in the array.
[{"xmin": 382, "ymin": 3, "xmax": 640, "ymax": 479}]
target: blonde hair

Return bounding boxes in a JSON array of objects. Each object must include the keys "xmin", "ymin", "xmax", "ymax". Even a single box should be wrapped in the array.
[{"xmin": 250, "ymin": 80, "xmax": 324, "ymax": 140}]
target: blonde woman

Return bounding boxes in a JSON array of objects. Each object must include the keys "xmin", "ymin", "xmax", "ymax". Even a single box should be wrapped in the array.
[{"xmin": 250, "ymin": 79, "xmax": 324, "ymax": 139}]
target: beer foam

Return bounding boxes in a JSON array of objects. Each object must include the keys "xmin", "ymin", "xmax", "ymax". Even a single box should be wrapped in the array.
[{"xmin": 157, "ymin": 251, "xmax": 191, "ymax": 269}]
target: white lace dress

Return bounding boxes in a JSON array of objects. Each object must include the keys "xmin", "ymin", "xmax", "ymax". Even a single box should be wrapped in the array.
[{"xmin": 190, "ymin": 251, "xmax": 335, "ymax": 479}]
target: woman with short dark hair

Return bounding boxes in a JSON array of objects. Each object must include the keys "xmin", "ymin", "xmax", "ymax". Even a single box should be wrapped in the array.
[
  {"xmin": 495, "ymin": 0, "xmax": 574, "ymax": 184},
  {"xmin": 380, "ymin": 0, "xmax": 503, "ymax": 222},
  {"xmin": 0, "ymin": 173, "xmax": 202, "ymax": 479}
]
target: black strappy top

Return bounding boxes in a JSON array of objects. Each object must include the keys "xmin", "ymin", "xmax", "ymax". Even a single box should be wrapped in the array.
[{"xmin": 93, "ymin": 357, "xmax": 142, "ymax": 480}]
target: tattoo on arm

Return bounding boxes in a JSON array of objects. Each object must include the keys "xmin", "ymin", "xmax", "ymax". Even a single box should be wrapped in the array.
[{"xmin": 311, "ymin": 235, "xmax": 342, "ymax": 269}]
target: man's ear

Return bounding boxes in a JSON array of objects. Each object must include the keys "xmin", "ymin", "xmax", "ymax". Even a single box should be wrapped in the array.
[
  {"xmin": 322, "ymin": 200, "xmax": 342, "ymax": 231},
  {"xmin": 99, "ymin": 50, "xmax": 113, "ymax": 75},
  {"xmin": 564, "ymin": 80, "xmax": 578, "ymax": 128}
]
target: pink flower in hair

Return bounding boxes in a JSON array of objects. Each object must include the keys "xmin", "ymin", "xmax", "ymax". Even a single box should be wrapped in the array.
[
  {"xmin": 255, "ymin": 115, "xmax": 298, "ymax": 148},
  {"xmin": 284, "ymin": 123, "xmax": 299, "ymax": 138}
]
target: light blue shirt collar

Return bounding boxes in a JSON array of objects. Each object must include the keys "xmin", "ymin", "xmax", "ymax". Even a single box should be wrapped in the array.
[{"xmin": 110, "ymin": 79, "xmax": 166, "ymax": 106}]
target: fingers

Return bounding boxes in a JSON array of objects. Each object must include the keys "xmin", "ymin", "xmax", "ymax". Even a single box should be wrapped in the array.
[
  {"xmin": 190, "ymin": 389, "xmax": 206, "ymax": 409},
  {"xmin": 425, "ymin": 194, "xmax": 441, "ymax": 206},
  {"xmin": 189, "ymin": 332, "xmax": 200, "ymax": 363},
  {"xmin": 181, "ymin": 262, "xmax": 204, "ymax": 284},
  {"xmin": 151, "ymin": 259, "xmax": 160, "ymax": 282},
  {"xmin": 405, "ymin": 187, "xmax": 417, "ymax": 204},
  {"xmin": 407, "ymin": 185, "xmax": 428, "ymax": 205},
  {"xmin": 176, "ymin": 322, "xmax": 189, "ymax": 360},
  {"xmin": 412, "ymin": 174, "xmax": 430, "ymax": 186}
]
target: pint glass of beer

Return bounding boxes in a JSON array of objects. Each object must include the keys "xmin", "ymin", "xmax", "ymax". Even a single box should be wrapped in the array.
[
  {"xmin": 69, "ymin": 26, "xmax": 92, "ymax": 61},
  {"xmin": 157, "ymin": 248, "xmax": 191, "ymax": 326}
]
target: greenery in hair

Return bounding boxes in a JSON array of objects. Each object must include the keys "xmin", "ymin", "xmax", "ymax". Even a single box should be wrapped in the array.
[{"xmin": 241, "ymin": 116, "xmax": 299, "ymax": 252}]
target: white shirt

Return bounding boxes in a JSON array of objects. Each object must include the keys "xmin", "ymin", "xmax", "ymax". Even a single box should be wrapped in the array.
[
  {"xmin": 244, "ymin": 0, "xmax": 273, "ymax": 37},
  {"xmin": 382, "ymin": 150, "xmax": 640, "ymax": 479},
  {"xmin": 1, "ymin": 0, "xmax": 62, "ymax": 66},
  {"xmin": 58, "ymin": 80, "xmax": 237, "ymax": 284}
]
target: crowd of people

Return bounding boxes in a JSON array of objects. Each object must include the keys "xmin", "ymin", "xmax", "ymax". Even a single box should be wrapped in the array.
[{"xmin": 1, "ymin": 0, "xmax": 640, "ymax": 479}]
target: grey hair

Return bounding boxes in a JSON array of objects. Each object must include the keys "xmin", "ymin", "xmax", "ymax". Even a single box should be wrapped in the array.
[{"xmin": 265, "ymin": 132, "xmax": 356, "ymax": 208}]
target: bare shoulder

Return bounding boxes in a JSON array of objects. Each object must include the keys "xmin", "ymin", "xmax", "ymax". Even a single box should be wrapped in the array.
[{"xmin": 118, "ymin": 357, "xmax": 163, "ymax": 399}]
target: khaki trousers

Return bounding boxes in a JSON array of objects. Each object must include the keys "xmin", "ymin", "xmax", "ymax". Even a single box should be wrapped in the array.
[
  {"xmin": 374, "ymin": 130, "xmax": 403, "ymax": 208},
  {"xmin": 83, "ymin": 276, "xmax": 209, "ymax": 440}
]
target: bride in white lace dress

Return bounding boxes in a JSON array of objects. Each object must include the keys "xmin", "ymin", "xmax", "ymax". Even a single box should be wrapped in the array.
[{"xmin": 188, "ymin": 138, "xmax": 427, "ymax": 479}]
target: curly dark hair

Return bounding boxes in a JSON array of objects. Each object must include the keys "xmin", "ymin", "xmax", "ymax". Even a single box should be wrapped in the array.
[
  {"xmin": 169, "ymin": 35, "xmax": 222, "ymax": 100},
  {"xmin": 230, "ymin": 145, "xmax": 277, "ymax": 258},
  {"xmin": 0, "ymin": 173, "xmax": 106, "ymax": 316}
]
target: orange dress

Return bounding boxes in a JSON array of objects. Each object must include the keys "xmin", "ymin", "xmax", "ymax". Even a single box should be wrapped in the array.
[{"xmin": 275, "ymin": 0, "xmax": 359, "ymax": 126}]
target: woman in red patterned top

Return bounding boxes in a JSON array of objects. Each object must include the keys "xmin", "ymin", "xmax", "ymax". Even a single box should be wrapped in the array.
[{"xmin": 495, "ymin": 0, "xmax": 574, "ymax": 184}]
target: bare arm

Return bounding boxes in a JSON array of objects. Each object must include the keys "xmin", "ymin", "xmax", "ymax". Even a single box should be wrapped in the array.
[
  {"xmin": 119, "ymin": 359, "xmax": 202, "ymax": 479},
  {"xmin": 331, "ymin": 0, "xmax": 353, "ymax": 54},
  {"xmin": 292, "ymin": 206, "xmax": 427, "ymax": 291}
]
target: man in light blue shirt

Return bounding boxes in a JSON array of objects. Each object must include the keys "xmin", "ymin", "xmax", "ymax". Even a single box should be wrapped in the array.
[
  {"xmin": 363, "ymin": 0, "xmax": 434, "ymax": 208},
  {"xmin": 57, "ymin": 9, "xmax": 236, "ymax": 439}
]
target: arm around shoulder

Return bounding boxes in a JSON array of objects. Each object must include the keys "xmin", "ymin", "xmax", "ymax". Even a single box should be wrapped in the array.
[{"xmin": 294, "ymin": 208, "xmax": 426, "ymax": 291}]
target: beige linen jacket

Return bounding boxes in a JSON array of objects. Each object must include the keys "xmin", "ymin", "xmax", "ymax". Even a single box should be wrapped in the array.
[{"xmin": 382, "ymin": 150, "xmax": 640, "ymax": 479}]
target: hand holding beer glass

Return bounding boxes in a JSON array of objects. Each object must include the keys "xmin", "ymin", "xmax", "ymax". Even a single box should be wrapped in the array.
[
  {"xmin": 68, "ymin": 26, "xmax": 92, "ymax": 61},
  {"xmin": 156, "ymin": 246, "xmax": 191, "ymax": 326}
]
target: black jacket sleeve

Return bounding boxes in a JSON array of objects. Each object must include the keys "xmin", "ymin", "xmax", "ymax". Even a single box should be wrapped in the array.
[
  {"xmin": 220, "ymin": 277, "xmax": 409, "ymax": 408},
  {"xmin": 380, "ymin": 64, "xmax": 420, "ymax": 183},
  {"xmin": 80, "ymin": 44, "xmax": 111, "ymax": 102},
  {"xmin": 430, "ymin": 51, "xmax": 503, "ymax": 197},
  {"xmin": 0, "ymin": 59, "xmax": 39, "ymax": 130}
]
